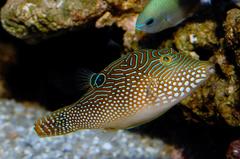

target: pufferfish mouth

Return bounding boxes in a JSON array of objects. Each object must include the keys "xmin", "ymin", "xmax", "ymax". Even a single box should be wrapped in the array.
[
  {"xmin": 200, "ymin": 61, "xmax": 215, "ymax": 76},
  {"xmin": 135, "ymin": 23, "xmax": 145, "ymax": 30},
  {"xmin": 207, "ymin": 64, "xmax": 215, "ymax": 75}
]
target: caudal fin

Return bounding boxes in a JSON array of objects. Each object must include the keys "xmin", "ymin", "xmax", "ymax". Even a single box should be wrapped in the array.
[{"xmin": 34, "ymin": 106, "xmax": 79, "ymax": 137}]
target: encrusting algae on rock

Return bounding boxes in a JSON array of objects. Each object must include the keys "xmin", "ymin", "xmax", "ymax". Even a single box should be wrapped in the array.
[
  {"xmin": 35, "ymin": 48, "xmax": 214, "ymax": 137},
  {"xmin": 1, "ymin": 0, "xmax": 108, "ymax": 39}
]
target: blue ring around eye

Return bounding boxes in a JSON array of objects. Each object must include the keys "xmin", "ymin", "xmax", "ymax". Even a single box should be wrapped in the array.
[{"xmin": 90, "ymin": 73, "xmax": 106, "ymax": 88}]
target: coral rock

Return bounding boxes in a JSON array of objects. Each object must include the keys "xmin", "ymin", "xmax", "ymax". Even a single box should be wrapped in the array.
[
  {"xmin": 224, "ymin": 8, "xmax": 240, "ymax": 68},
  {"xmin": 1, "ymin": 0, "xmax": 108, "ymax": 39},
  {"xmin": 174, "ymin": 20, "xmax": 219, "ymax": 51}
]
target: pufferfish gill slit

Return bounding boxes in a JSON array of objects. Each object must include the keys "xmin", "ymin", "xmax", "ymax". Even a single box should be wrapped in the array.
[{"xmin": 34, "ymin": 48, "xmax": 215, "ymax": 137}]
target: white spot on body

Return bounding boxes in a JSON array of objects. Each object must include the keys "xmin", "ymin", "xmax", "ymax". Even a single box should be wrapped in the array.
[
  {"xmin": 163, "ymin": 101, "xmax": 168, "ymax": 104},
  {"xmin": 190, "ymin": 77, "xmax": 195, "ymax": 81},
  {"xmin": 162, "ymin": 96, "xmax": 167, "ymax": 100},
  {"xmin": 174, "ymin": 93, "xmax": 179, "ymax": 97},
  {"xmin": 159, "ymin": 93, "xmax": 165, "ymax": 97},
  {"xmin": 186, "ymin": 87, "xmax": 191, "ymax": 93},
  {"xmin": 180, "ymin": 87, "xmax": 184, "ymax": 92},
  {"xmin": 168, "ymin": 96, "xmax": 173, "ymax": 99},
  {"xmin": 178, "ymin": 82, "xmax": 183, "ymax": 86},
  {"xmin": 180, "ymin": 92, "xmax": 185, "ymax": 97}
]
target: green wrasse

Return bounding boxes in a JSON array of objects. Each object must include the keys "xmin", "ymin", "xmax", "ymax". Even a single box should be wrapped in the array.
[
  {"xmin": 136, "ymin": 0, "xmax": 211, "ymax": 33},
  {"xmin": 34, "ymin": 49, "xmax": 214, "ymax": 137}
]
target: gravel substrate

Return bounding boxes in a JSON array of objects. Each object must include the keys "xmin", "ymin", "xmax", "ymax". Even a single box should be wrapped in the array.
[{"xmin": 0, "ymin": 100, "xmax": 175, "ymax": 159}]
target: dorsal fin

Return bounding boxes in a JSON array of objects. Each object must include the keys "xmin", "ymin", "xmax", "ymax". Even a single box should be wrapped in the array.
[{"xmin": 75, "ymin": 68, "xmax": 95, "ymax": 91}]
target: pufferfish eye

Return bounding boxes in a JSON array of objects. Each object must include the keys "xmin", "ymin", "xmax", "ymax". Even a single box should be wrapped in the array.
[
  {"xmin": 145, "ymin": 18, "xmax": 154, "ymax": 26},
  {"xmin": 160, "ymin": 55, "xmax": 173, "ymax": 65},
  {"xmin": 90, "ymin": 73, "xmax": 106, "ymax": 88}
]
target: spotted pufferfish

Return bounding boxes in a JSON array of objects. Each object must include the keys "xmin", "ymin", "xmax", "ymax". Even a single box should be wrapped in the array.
[{"xmin": 35, "ymin": 48, "xmax": 214, "ymax": 137}]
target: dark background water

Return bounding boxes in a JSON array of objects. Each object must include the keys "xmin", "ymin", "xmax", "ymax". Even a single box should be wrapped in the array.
[{"xmin": 2, "ymin": 25, "xmax": 124, "ymax": 109}]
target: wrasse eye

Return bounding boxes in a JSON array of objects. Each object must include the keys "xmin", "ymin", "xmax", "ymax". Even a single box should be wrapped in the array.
[
  {"xmin": 145, "ymin": 18, "xmax": 154, "ymax": 25},
  {"xmin": 160, "ymin": 55, "xmax": 173, "ymax": 65},
  {"xmin": 90, "ymin": 73, "xmax": 106, "ymax": 88}
]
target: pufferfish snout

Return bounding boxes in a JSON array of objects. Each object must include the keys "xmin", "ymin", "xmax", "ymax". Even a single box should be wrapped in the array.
[{"xmin": 34, "ymin": 48, "xmax": 214, "ymax": 137}]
